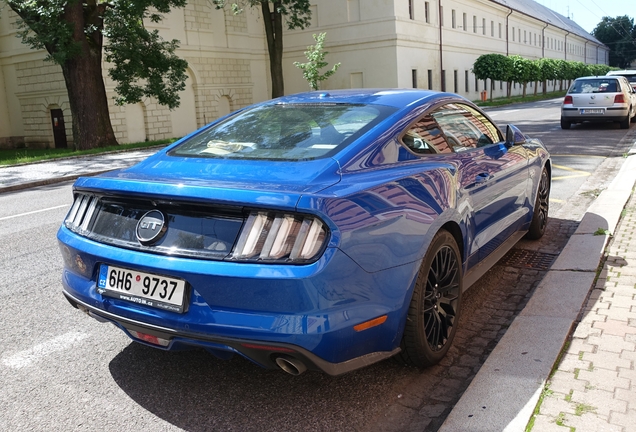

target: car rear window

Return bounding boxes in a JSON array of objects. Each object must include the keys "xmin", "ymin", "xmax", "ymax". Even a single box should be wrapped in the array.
[
  {"xmin": 568, "ymin": 79, "xmax": 619, "ymax": 94},
  {"xmin": 169, "ymin": 103, "xmax": 397, "ymax": 160}
]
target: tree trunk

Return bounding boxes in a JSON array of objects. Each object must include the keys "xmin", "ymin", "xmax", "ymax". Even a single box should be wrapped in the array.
[
  {"xmin": 543, "ymin": 79, "xmax": 547, "ymax": 95},
  {"xmin": 534, "ymin": 81, "xmax": 538, "ymax": 96},
  {"xmin": 261, "ymin": 1, "xmax": 285, "ymax": 98},
  {"xmin": 62, "ymin": 2, "xmax": 117, "ymax": 150},
  {"xmin": 523, "ymin": 83, "xmax": 527, "ymax": 98}
]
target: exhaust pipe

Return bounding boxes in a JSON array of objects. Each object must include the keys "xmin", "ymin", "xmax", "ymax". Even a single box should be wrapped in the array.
[{"xmin": 275, "ymin": 356, "xmax": 307, "ymax": 376}]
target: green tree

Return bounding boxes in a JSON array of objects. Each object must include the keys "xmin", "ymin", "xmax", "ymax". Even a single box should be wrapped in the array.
[
  {"xmin": 592, "ymin": 15, "xmax": 636, "ymax": 68},
  {"xmin": 537, "ymin": 58, "xmax": 558, "ymax": 95},
  {"xmin": 214, "ymin": 0, "xmax": 311, "ymax": 98},
  {"xmin": 293, "ymin": 32, "xmax": 340, "ymax": 91},
  {"xmin": 6, "ymin": 0, "xmax": 189, "ymax": 150},
  {"xmin": 509, "ymin": 55, "xmax": 534, "ymax": 97},
  {"xmin": 527, "ymin": 60, "xmax": 541, "ymax": 96},
  {"xmin": 472, "ymin": 54, "xmax": 511, "ymax": 100}
]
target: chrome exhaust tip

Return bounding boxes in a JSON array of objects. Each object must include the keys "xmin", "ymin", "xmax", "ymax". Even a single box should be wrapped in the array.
[{"xmin": 275, "ymin": 356, "xmax": 307, "ymax": 376}]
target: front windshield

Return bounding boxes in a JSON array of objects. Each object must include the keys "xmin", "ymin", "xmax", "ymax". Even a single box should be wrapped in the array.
[{"xmin": 170, "ymin": 103, "xmax": 396, "ymax": 160}]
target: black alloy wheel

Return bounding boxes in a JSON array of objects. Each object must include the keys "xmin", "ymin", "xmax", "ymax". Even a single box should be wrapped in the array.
[
  {"xmin": 526, "ymin": 167, "xmax": 550, "ymax": 240},
  {"xmin": 399, "ymin": 230, "xmax": 462, "ymax": 368}
]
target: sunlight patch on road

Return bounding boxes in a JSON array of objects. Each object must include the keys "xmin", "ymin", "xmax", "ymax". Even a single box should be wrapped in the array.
[
  {"xmin": 2, "ymin": 331, "xmax": 88, "ymax": 369},
  {"xmin": 552, "ymin": 164, "xmax": 591, "ymax": 181}
]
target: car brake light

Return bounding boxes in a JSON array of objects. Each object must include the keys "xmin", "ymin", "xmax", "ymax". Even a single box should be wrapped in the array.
[
  {"xmin": 129, "ymin": 330, "xmax": 170, "ymax": 347},
  {"xmin": 231, "ymin": 211, "xmax": 328, "ymax": 263},
  {"xmin": 563, "ymin": 96, "xmax": 573, "ymax": 104},
  {"xmin": 614, "ymin": 94, "xmax": 625, "ymax": 104}
]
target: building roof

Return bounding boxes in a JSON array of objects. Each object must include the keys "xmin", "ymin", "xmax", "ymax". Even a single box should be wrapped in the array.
[{"xmin": 492, "ymin": 0, "xmax": 607, "ymax": 47}]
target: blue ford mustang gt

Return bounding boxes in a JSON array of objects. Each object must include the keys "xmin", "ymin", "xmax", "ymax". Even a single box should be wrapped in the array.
[{"xmin": 58, "ymin": 89, "xmax": 550, "ymax": 375}]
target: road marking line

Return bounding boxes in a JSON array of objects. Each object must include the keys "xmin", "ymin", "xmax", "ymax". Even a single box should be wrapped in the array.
[
  {"xmin": 2, "ymin": 331, "xmax": 88, "ymax": 369},
  {"xmin": 0, "ymin": 204, "xmax": 68, "ymax": 221},
  {"xmin": 553, "ymin": 174, "xmax": 591, "ymax": 180}
]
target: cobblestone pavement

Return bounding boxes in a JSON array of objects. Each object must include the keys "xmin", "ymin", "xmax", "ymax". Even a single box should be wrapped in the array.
[
  {"xmin": 364, "ymin": 216, "xmax": 579, "ymax": 432},
  {"xmin": 530, "ymin": 192, "xmax": 636, "ymax": 431}
]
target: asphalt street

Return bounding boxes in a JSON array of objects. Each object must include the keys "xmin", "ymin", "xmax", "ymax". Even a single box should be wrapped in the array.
[{"xmin": 1, "ymin": 99, "xmax": 635, "ymax": 431}]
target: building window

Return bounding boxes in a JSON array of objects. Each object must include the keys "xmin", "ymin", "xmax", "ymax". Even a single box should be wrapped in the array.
[
  {"xmin": 452, "ymin": 10, "xmax": 456, "ymax": 28},
  {"xmin": 491, "ymin": 21, "xmax": 494, "ymax": 37},
  {"xmin": 499, "ymin": 23, "xmax": 502, "ymax": 38},
  {"xmin": 482, "ymin": 18, "xmax": 485, "ymax": 35},
  {"xmin": 412, "ymin": 69, "xmax": 418, "ymax": 88},
  {"xmin": 474, "ymin": 75, "xmax": 478, "ymax": 91},
  {"xmin": 441, "ymin": 70, "xmax": 446, "ymax": 92},
  {"xmin": 463, "ymin": 13, "xmax": 467, "ymax": 31},
  {"xmin": 453, "ymin": 70, "xmax": 458, "ymax": 93},
  {"xmin": 524, "ymin": 30, "xmax": 527, "ymax": 43},
  {"xmin": 465, "ymin": 70, "xmax": 469, "ymax": 92},
  {"xmin": 518, "ymin": 29, "xmax": 521, "ymax": 43},
  {"xmin": 409, "ymin": 0, "xmax": 414, "ymax": 20},
  {"xmin": 427, "ymin": 70, "xmax": 433, "ymax": 90},
  {"xmin": 425, "ymin": 2, "xmax": 430, "ymax": 23},
  {"xmin": 473, "ymin": 16, "xmax": 477, "ymax": 33},
  {"xmin": 512, "ymin": 27, "xmax": 515, "ymax": 41}
]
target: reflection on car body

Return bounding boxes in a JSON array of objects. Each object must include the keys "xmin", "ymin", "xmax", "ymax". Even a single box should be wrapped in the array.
[{"xmin": 58, "ymin": 89, "xmax": 551, "ymax": 376}]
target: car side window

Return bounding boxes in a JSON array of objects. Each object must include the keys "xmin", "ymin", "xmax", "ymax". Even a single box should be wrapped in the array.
[
  {"xmin": 401, "ymin": 114, "xmax": 453, "ymax": 154},
  {"xmin": 431, "ymin": 103, "xmax": 500, "ymax": 151}
]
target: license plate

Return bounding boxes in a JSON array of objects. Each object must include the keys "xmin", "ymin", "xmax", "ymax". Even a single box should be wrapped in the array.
[
  {"xmin": 97, "ymin": 265, "xmax": 187, "ymax": 313},
  {"xmin": 581, "ymin": 109, "xmax": 603, "ymax": 114}
]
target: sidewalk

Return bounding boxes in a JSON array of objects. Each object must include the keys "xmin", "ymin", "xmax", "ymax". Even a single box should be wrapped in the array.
[
  {"xmin": 0, "ymin": 147, "xmax": 161, "ymax": 193},
  {"xmin": 442, "ymin": 150, "xmax": 636, "ymax": 431},
  {"xmin": 2, "ymin": 145, "xmax": 636, "ymax": 431},
  {"xmin": 530, "ymin": 187, "xmax": 636, "ymax": 431}
]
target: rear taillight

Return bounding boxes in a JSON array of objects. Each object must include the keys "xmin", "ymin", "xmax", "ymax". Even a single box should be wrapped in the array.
[
  {"xmin": 614, "ymin": 94, "xmax": 625, "ymax": 104},
  {"xmin": 564, "ymin": 95, "xmax": 573, "ymax": 104},
  {"xmin": 231, "ymin": 211, "xmax": 328, "ymax": 263}
]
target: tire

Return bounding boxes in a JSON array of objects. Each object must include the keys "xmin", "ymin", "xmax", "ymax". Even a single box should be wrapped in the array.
[
  {"xmin": 560, "ymin": 119, "xmax": 571, "ymax": 129},
  {"xmin": 619, "ymin": 114, "xmax": 630, "ymax": 129},
  {"xmin": 398, "ymin": 230, "xmax": 462, "ymax": 368},
  {"xmin": 525, "ymin": 167, "xmax": 550, "ymax": 240}
]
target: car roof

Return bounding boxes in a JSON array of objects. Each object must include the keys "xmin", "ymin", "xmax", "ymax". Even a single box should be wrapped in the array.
[
  {"xmin": 607, "ymin": 70, "xmax": 636, "ymax": 76},
  {"xmin": 574, "ymin": 75, "xmax": 622, "ymax": 81},
  {"xmin": 269, "ymin": 89, "xmax": 463, "ymax": 109}
]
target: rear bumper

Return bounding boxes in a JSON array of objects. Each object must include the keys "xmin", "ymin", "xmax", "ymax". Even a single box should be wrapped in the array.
[
  {"xmin": 561, "ymin": 107, "xmax": 629, "ymax": 122},
  {"xmin": 63, "ymin": 288, "xmax": 400, "ymax": 375}
]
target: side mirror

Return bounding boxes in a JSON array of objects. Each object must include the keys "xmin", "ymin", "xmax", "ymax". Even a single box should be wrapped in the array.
[{"xmin": 505, "ymin": 124, "xmax": 526, "ymax": 147}]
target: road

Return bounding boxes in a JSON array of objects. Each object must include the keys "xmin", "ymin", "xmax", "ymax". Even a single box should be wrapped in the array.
[{"xmin": 1, "ymin": 100, "xmax": 634, "ymax": 432}]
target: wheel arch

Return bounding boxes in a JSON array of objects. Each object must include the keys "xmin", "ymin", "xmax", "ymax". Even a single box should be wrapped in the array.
[{"xmin": 441, "ymin": 221, "xmax": 465, "ymax": 264}]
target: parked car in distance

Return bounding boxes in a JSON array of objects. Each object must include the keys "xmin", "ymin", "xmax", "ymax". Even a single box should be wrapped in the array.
[
  {"xmin": 561, "ymin": 75, "xmax": 636, "ymax": 130},
  {"xmin": 607, "ymin": 70, "xmax": 636, "ymax": 91},
  {"xmin": 58, "ymin": 89, "xmax": 551, "ymax": 376}
]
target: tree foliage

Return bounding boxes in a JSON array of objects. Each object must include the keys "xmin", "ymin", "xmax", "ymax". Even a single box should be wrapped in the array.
[
  {"xmin": 214, "ymin": 0, "xmax": 311, "ymax": 98},
  {"xmin": 472, "ymin": 53, "xmax": 511, "ymax": 100},
  {"xmin": 6, "ymin": 0, "xmax": 189, "ymax": 150},
  {"xmin": 472, "ymin": 54, "xmax": 611, "ymax": 97},
  {"xmin": 592, "ymin": 15, "xmax": 636, "ymax": 69},
  {"xmin": 293, "ymin": 32, "xmax": 340, "ymax": 91}
]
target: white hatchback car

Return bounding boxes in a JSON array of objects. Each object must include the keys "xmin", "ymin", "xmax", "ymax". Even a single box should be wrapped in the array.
[
  {"xmin": 561, "ymin": 75, "xmax": 636, "ymax": 129},
  {"xmin": 607, "ymin": 70, "xmax": 636, "ymax": 91}
]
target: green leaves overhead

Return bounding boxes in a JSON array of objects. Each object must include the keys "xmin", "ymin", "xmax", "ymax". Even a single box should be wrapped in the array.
[
  {"xmin": 7, "ymin": 0, "xmax": 189, "ymax": 109},
  {"xmin": 213, "ymin": 0, "xmax": 311, "ymax": 30},
  {"xmin": 592, "ymin": 15, "xmax": 636, "ymax": 69}
]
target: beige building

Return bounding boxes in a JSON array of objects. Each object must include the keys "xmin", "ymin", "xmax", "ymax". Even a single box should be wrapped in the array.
[{"xmin": 0, "ymin": 0, "xmax": 608, "ymax": 149}]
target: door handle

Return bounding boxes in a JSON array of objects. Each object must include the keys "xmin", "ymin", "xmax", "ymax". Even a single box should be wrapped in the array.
[{"xmin": 466, "ymin": 173, "xmax": 492, "ymax": 189}]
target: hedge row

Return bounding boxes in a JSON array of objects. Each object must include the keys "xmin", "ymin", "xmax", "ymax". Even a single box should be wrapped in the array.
[{"xmin": 472, "ymin": 54, "xmax": 614, "ymax": 98}]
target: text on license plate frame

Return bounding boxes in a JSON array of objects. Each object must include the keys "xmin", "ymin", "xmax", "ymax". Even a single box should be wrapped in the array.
[
  {"xmin": 97, "ymin": 264, "xmax": 187, "ymax": 313},
  {"xmin": 581, "ymin": 109, "xmax": 604, "ymax": 114}
]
